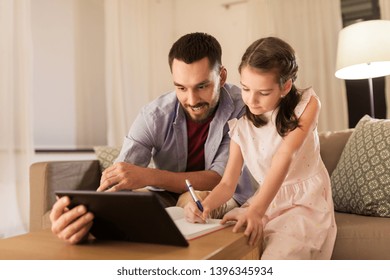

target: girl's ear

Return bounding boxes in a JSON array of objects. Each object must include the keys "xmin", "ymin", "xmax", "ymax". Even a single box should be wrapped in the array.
[
  {"xmin": 219, "ymin": 66, "xmax": 227, "ymax": 87},
  {"xmin": 282, "ymin": 79, "xmax": 293, "ymax": 96}
]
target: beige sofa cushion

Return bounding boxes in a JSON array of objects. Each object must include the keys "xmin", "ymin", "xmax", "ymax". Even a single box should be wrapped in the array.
[
  {"xmin": 320, "ymin": 127, "xmax": 390, "ymax": 259},
  {"xmin": 319, "ymin": 129, "xmax": 354, "ymax": 176},
  {"xmin": 332, "ymin": 212, "xmax": 390, "ymax": 259},
  {"xmin": 29, "ymin": 160, "xmax": 101, "ymax": 231}
]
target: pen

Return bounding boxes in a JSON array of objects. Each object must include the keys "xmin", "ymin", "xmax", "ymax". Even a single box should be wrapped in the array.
[{"xmin": 185, "ymin": 179, "xmax": 204, "ymax": 212}]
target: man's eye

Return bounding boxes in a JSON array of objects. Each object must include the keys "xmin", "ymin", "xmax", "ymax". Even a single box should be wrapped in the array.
[
  {"xmin": 242, "ymin": 88, "xmax": 249, "ymax": 92},
  {"xmin": 198, "ymin": 84, "xmax": 209, "ymax": 90},
  {"xmin": 177, "ymin": 87, "xmax": 186, "ymax": 91}
]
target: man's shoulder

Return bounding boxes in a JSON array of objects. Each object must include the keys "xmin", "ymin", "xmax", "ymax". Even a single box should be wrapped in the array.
[
  {"xmin": 147, "ymin": 90, "xmax": 176, "ymax": 106},
  {"xmin": 142, "ymin": 91, "xmax": 177, "ymax": 115},
  {"xmin": 223, "ymin": 83, "xmax": 241, "ymax": 96},
  {"xmin": 223, "ymin": 84, "xmax": 244, "ymax": 104},
  {"xmin": 220, "ymin": 83, "xmax": 245, "ymax": 118}
]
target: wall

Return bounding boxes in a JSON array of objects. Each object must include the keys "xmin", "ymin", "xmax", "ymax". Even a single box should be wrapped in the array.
[
  {"xmin": 149, "ymin": 0, "xmax": 175, "ymax": 99},
  {"xmin": 32, "ymin": 0, "xmax": 105, "ymax": 149},
  {"xmin": 33, "ymin": 1, "xmax": 348, "ymax": 149},
  {"xmin": 32, "ymin": 0, "xmax": 175, "ymax": 149},
  {"xmin": 31, "ymin": 0, "xmax": 247, "ymax": 149},
  {"xmin": 74, "ymin": 0, "xmax": 106, "ymax": 148},
  {"xmin": 173, "ymin": 0, "xmax": 249, "ymax": 86}
]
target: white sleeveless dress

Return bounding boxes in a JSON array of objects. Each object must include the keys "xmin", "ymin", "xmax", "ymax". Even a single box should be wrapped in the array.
[{"xmin": 228, "ymin": 88, "xmax": 337, "ymax": 259}]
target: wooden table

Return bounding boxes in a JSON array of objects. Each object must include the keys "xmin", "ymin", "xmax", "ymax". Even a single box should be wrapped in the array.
[{"xmin": 0, "ymin": 227, "xmax": 261, "ymax": 260}]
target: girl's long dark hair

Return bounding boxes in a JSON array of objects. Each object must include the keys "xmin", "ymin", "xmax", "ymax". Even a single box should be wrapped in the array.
[{"xmin": 239, "ymin": 37, "xmax": 301, "ymax": 137}]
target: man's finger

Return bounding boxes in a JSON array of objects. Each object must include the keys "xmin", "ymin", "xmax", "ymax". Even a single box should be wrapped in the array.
[{"xmin": 50, "ymin": 196, "xmax": 70, "ymax": 221}]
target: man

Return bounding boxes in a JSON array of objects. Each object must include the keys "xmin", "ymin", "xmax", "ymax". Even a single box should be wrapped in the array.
[{"xmin": 50, "ymin": 32, "xmax": 254, "ymax": 244}]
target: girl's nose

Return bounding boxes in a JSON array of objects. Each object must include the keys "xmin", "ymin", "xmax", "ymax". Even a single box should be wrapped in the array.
[{"xmin": 248, "ymin": 91, "xmax": 259, "ymax": 105}]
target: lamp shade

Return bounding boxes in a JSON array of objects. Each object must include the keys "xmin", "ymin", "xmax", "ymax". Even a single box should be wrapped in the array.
[{"xmin": 335, "ymin": 20, "xmax": 390, "ymax": 80}]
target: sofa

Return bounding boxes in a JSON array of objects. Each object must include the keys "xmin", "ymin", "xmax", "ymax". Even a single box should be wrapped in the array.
[{"xmin": 29, "ymin": 128, "xmax": 390, "ymax": 259}]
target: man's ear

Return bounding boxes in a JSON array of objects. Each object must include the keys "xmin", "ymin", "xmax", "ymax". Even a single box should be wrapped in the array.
[{"xmin": 219, "ymin": 66, "xmax": 227, "ymax": 87}]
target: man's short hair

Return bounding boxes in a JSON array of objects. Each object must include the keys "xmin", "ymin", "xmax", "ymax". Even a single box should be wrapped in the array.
[{"xmin": 168, "ymin": 32, "xmax": 222, "ymax": 71}]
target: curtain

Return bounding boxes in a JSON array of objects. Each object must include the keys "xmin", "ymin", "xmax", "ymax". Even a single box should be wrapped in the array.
[
  {"xmin": 379, "ymin": 0, "xmax": 390, "ymax": 119},
  {"xmin": 74, "ymin": 0, "xmax": 106, "ymax": 148},
  {"xmin": 104, "ymin": 0, "xmax": 152, "ymax": 147},
  {"xmin": 247, "ymin": 0, "xmax": 348, "ymax": 131},
  {"xmin": 0, "ymin": 0, "xmax": 34, "ymax": 238}
]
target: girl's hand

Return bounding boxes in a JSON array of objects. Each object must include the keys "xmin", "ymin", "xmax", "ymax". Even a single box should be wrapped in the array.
[
  {"xmin": 184, "ymin": 201, "xmax": 209, "ymax": 223},
  {"xmin": 221, "ymin": 207, "xmax": 262, "ymax": 246}
]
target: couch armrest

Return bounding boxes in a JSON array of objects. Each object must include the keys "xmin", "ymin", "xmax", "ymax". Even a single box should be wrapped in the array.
[
  {"xmin": 319, "ymin": 129, "xmax": 354, "ymax": 176},
  {"xmin": 29, "ymin": 160, "xmax": 101, "ymax": 232}
]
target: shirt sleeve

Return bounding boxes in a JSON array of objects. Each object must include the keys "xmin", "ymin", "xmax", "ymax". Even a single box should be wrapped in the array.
[
  {"xmin": 114, "ymin": 108, "xmax": 154, "ymax": 167},
  {"xmin": 228, "ymin": 118, "xmax": 241, "ymax": 146},
  {"xmin": 294, "ymin": 87, "xmax": 317, "ymax": 118}
]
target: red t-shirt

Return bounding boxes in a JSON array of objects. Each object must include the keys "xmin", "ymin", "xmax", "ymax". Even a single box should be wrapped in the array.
[{"xmin": 186, "ymin": 115, "xmax": 214, "ymax": 172}]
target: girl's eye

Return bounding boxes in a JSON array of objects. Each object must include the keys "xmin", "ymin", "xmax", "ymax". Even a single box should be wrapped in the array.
[{"xmin": 242, "ymin": 88, "xmax": 249, "ymax": 92}]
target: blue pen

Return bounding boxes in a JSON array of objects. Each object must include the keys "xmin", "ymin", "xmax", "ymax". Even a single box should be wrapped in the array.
[{"xmin": 185, "ymin": 179, "xmax": 204, "ymax": 212}]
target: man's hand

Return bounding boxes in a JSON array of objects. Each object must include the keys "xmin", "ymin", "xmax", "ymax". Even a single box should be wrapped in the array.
[
  {"xmin": 97, "ymin": 162, "xmax": 147, "ymax": 192},
  {"xmin": 50, "ymin": 196, "xmax": 94, "ymax": 244}
]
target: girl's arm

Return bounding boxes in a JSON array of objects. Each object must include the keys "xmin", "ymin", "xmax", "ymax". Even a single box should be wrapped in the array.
[
  {"xmin": 231, "ymin": 96, "xmax": 321, "ymax": 243},
  {"xmin": 184, "ymin": 139, "xmax": 244, "ymax": 223},
  {"xmin": 203, "ymin": 139, "xmax": 244, "ymax": 211}
]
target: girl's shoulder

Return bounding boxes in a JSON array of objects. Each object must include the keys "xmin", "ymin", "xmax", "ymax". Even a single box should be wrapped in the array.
[
  {"xmin": 301, "ymin": 87, "xmax": 317, "ymax": 98},
  {"xmin": 228, "ymin": 117, "xmax": 243, "ymax": 131},
  {"xmin": 295, "ymin": 87, "xmax": 318, "ymax": 117},
  {"xmin": 228, "ymin": 116, "xmax": 252, "ymax": 135}
]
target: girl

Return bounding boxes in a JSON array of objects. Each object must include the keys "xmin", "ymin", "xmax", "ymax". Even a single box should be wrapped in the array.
[{"xmin": 184, "ymin": 37, "xmax": 337, "ymax": 260}]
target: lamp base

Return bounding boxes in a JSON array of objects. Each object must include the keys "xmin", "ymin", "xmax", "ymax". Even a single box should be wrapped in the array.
[{"xmin": 368, "ymin": 77, "xmax": 375, "ymax": 118}]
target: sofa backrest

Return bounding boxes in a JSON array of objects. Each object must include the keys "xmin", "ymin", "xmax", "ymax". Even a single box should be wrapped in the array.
[
  {"xmin": 318, "ymin": 129, "xmax": 354, "ymax": 176},
  {"xmin": 29, "ymin": 160, "xmax": 101, "ymax": 231}
]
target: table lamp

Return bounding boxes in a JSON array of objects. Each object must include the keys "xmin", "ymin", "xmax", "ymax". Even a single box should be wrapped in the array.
[{"xmin": 335, "ymin": 19, "xmax": 390, "ymax": 118}]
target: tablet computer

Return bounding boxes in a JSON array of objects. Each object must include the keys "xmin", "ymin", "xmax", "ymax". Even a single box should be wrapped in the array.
[{"xmin": 55, "ymin": 190, "xmax": 189, "ymax": 247}]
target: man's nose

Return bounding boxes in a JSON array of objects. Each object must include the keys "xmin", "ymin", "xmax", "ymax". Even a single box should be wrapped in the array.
[{"xmin": 187, "ymin": 90, "xmax": 199, "ymax": 105}]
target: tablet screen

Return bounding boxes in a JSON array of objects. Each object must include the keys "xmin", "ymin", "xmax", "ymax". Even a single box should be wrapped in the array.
[{"xmin": 55, "ymin": 190, "xmax": 189, "ymax": 247}]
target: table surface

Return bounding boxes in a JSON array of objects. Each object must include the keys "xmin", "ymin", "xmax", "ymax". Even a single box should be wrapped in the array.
[{"xmin": 0, "ymin": 227, "xmax": 261, "ymax": 260}]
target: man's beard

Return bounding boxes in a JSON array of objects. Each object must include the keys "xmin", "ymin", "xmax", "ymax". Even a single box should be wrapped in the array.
[
  {"xmin": 185, "ymin": 89, "xmax": 220, "ymax": 123},
  {"xmin": 185, "ymin": 67, "xmax": 221, "ymax": 123}
]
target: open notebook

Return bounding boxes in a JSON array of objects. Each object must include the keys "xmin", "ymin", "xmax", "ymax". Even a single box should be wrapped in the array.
[{"xmin": 166, "ymin": 206, "xmax": 231, "ymax": 240}]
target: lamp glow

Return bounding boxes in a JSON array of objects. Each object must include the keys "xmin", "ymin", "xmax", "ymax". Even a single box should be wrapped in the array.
[
  {"xmin": 335, "ymin": 20, "xmax": 390, "ymax": 79},
  {"xmin": 335, "ymin": 20, "xmax": 390, "ymax": 117}
]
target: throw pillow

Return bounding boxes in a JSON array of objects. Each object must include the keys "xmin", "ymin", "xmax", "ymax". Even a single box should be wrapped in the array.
[
  {"xmin": 93, "ymin": 146, "xmax": 120, "ymax": 172},
  {"xmin": 331, "ymin": 115, "xmax": 390, "ymax": 217}
]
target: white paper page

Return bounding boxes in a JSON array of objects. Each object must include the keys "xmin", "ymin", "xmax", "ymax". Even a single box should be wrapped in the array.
[{"xmin": 165, "ymin": 207, "xmax": 229, "ymax": 240}]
